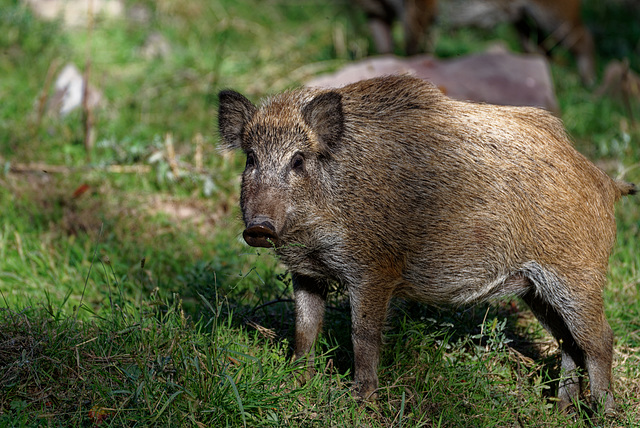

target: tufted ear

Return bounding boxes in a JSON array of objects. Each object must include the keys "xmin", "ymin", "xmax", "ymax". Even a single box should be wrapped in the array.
[
  {"xmin": 301, "ymin": 91, "xmax": 344, "ymax": 156},
  {"xmin": 218, "ymin": 90, "xmax": 257, "ymax": 151}
]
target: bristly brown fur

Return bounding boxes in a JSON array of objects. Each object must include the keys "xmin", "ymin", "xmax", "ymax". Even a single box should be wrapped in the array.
[{"xmin": 218, "ymin": 74, "xmax": 633, "ymax": 414}]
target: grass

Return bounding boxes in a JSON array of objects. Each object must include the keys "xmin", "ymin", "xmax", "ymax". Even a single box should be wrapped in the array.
[{"xmin": 1, "ymin": 0, "xmax": 639, "ymax": 426}]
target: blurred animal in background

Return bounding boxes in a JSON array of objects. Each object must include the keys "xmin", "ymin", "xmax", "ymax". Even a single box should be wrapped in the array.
[
  {"xmin": 596, "ymin": 59, "xmax": 640, "ymax": 126},
  {"xmin": 355, "ymin": 0, "xmax": 438, "ymax": 55},
  {"xmin": 355, "ymin": 0, "xmax": 595, "ymax": 85}
]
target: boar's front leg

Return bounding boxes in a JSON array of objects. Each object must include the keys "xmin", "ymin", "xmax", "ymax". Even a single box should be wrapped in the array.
[
  {"xmin": 292, "ymin": 274, "xmax": 328, "ymax": 381},
  {"xmin": 349, "ymin": 281, "xmax": 394, "ymax": 400}
]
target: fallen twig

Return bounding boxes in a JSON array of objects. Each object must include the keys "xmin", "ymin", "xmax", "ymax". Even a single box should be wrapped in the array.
[{"xmin": 3, "ymin": 160, "xmax": 151, "ymax": 174}]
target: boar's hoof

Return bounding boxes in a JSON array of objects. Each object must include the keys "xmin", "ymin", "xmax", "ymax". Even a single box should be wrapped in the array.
[
  {"xmin": 355, "ymin": 383, "xmax": 378, "ymax": 402},
  {"xmin": 243, "ymin": 221, "xmax": 278, "ymax": 248}
]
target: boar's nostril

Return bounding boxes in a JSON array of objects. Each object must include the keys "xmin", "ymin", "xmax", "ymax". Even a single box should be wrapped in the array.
[{"xmin": 243, "ymin": 221, "xmax": 278, "ymax": 248}]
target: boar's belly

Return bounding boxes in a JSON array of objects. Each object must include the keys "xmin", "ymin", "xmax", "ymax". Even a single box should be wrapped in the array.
[{"xmin": 399, "ymin": 263, "xmax": 532, "ymax": 306}]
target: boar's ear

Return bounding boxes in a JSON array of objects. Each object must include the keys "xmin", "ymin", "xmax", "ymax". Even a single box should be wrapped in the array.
[
  {"xmin": 218, "ymin": 90, "xmax": 257, "ymax": 151},
  {"xmin": 301, "ymin": 91, "xmax": 344, "ymax": 155}
]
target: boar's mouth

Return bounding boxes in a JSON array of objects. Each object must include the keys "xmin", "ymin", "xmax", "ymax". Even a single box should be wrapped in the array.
[{"xmin": 243, "ymin": 220, "xmax": 279, "ymax": 248}]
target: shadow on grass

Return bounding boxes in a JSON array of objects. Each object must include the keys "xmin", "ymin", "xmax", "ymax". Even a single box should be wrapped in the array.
[{"xmin": 209, "ymin": 265, "xmax": 568, "ymax": 413}]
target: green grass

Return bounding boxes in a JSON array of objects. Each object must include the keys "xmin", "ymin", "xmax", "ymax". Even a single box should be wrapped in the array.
[{"xmin": 1, "ymin": 0, "xmax": 639, "ymax": 425}]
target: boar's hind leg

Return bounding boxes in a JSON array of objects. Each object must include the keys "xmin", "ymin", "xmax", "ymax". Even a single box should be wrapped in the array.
[
  {"xmin": 293, "ymin": 274, "xmax": 328, "ymax": 381},
  {"xmin": 349, "ymin": 282, "xmax": 394, "ymax": 400},
  {"xmin": 523, "ymin": 291, "xmax": 583, "ymax": 411},
  {"xmin": 523, "ymin": 289, "xmax": 614, "ymax": 413}
]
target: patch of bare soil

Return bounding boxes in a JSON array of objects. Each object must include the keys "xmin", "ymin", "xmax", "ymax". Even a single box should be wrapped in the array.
[
  {"xmin": 145, "ymin": 194, "xmax": 236, "ymax": 236},
  {"xmin": 3, "ymin": 169, "xmax": 237, "ymax": 239}
]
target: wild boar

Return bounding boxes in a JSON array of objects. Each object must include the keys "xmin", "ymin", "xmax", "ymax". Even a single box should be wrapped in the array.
[
  {"xmin": 218, "ymin": 75, "xmax": 635, "ymax": 413},
  {"xmin": 355, "ymin": 0, "xmax": 438, "ymax": 55},
  {"xmin": 356, "ymin": 0, "xmax": 595, "ymax": 85}
]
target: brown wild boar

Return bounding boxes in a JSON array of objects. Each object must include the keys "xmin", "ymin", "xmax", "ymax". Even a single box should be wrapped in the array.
[
  {"xmin": 357, "ymin": 0, "xmax": 595, "ymax": 85},
  {"xmin": 355, "ymin": 0, "xmax": 438, "ymax": 55},
  {"xmin": 218, "ymin": 75, "xmax": 635, "ymax": 413}
]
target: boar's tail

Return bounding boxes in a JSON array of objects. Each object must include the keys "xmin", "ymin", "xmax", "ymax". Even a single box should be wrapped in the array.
[{"xmin": 616, "ymin": 180, "xmax": 637, "ymax": 197}]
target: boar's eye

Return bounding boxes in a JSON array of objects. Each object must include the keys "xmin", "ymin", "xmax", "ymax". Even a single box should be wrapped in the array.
[
  {"xmin": 245, "ymin": 151, "xmax": 256, "ymax": 169},
  {"xmin": 290, "ymin": 152, "xmax": 305, "ymax": 173}
]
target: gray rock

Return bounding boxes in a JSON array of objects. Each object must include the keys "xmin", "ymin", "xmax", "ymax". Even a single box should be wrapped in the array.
[{"xmin": 307, "ymin": 49, "xmax": 558, "ymax": 112}]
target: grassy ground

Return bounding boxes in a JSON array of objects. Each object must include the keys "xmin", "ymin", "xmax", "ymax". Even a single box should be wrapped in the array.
[{"xmin": 1, "ymin": 0, "xmax": 639, "ymax": 426}]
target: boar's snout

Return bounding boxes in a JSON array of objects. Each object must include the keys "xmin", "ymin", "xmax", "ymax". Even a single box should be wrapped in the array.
[{"xmin": 243, "ymin": 218, "xmax": 279, "ymax": 248}]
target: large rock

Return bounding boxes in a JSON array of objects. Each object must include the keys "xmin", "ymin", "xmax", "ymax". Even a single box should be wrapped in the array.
[{"xmin": 308, "ymin": 49, "xmax": 558, "ymax": 112}]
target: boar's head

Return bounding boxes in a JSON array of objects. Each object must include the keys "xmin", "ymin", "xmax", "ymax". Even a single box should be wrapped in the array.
[{"xmin": 218, "ymin": 89, "xmax": 344, "ymax": 248}]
